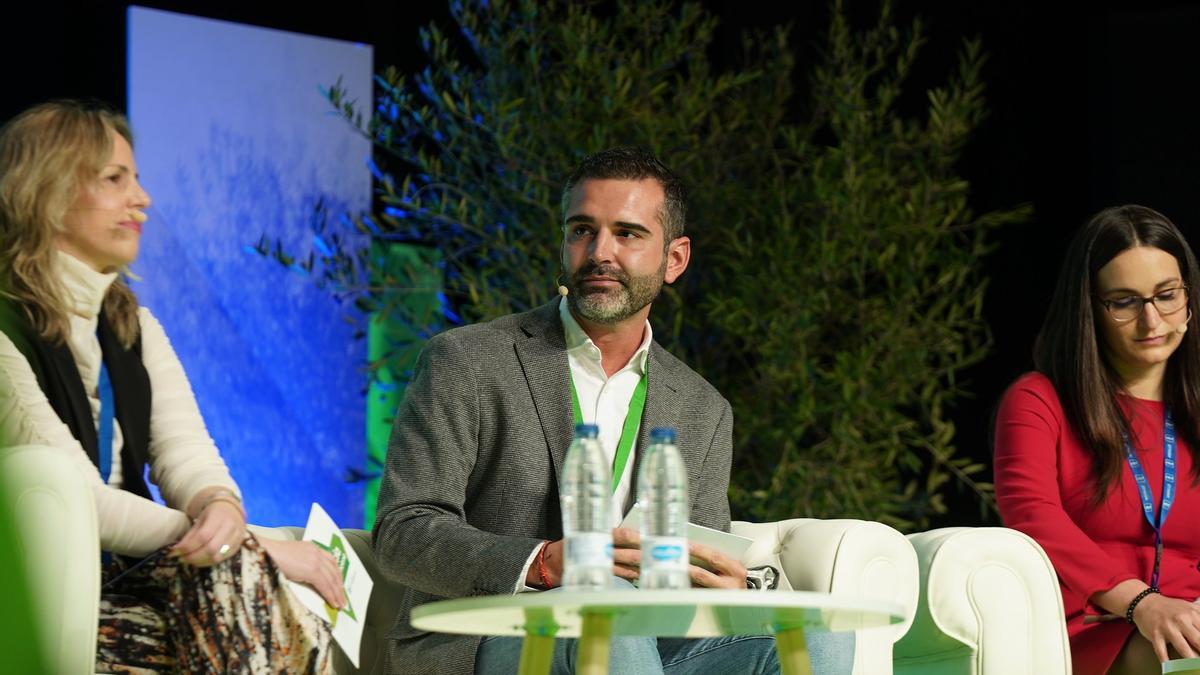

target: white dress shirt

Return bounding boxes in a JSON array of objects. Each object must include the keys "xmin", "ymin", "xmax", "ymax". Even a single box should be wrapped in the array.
[
  {"xmin": 558, "ymin": 296, "xmax": 651, "ymax": 524},
  {"xmin": 514, "ymin": 297, "xmax": 652, "ymax": 592}
]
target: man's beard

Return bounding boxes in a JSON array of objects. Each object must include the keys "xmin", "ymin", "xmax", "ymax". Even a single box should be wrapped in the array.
[{"xmin": 566, "ymin": 260, "xmax": 665, "ymax": 324}]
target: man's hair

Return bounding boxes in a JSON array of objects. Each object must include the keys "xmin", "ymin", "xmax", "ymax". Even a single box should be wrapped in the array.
[{"xmin": 560, "ymin": 146, "xmax": 687, "ymax": 243}]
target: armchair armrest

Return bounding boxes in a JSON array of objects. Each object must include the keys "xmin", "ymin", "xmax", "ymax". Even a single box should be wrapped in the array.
[
  {"xmin": 733, "ymin": 518, "xmax": 918, "ymax": 675},
  {"xmin": 0, "ymin": 445, "xmax": 99, "ymax": 675},
  {"xmin": 895, "ymin": 527, "xmax": 1070, "ymax": 675}
]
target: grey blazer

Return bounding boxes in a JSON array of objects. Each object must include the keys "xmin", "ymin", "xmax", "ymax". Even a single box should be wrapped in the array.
[{"xmin": 373, "ymin": 300, "xmax": 734, "ymax": 675}]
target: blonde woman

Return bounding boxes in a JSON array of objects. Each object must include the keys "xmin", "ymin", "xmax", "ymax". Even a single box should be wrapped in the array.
[{"xmin": 0, "ymin": 100, "xmax": 344, "ymax": 672}]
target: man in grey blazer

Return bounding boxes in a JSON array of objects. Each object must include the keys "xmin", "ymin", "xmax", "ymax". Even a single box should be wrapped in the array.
[{"xmin": 373, "ymin": 147, "xmax": 852, "ymax": 674}]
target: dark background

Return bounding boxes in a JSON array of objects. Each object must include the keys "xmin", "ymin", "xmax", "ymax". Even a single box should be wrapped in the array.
[{"xmin": 7, "ymin": 1, "xmax": 1199, "ymax": 527}]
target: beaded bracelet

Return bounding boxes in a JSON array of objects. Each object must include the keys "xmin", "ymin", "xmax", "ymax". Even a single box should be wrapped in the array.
[
  {"xmin": 536, "ymin": 541, "xmax": 553, "ymax": 589},
  {"xmin": 1126, "ymin": 587, "xmax": 1160, "ymax": 624}
]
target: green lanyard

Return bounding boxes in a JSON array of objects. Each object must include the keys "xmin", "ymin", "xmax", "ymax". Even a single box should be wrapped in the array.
[{"xmin": 569, "ymin": 370, "xmax": 648, "ymax": 493}]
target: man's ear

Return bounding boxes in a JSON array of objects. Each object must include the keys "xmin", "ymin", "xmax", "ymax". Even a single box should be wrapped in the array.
[{"xmin": 664, "ymin": 236, "xmax": 691, "ymax": 284}]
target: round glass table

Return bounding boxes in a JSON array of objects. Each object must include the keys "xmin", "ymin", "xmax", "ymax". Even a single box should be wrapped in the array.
[{"xmin": 411, "ymin": 588, "xmax": 905, "ymax": 675}]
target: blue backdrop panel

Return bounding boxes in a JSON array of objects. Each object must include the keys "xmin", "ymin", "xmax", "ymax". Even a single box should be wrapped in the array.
[{"xmin": 127, "ymin": 7, "xmax": 372, "ymax": 527}]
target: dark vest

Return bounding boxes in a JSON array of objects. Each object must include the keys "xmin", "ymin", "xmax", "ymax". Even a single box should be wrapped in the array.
[{"xmin": 0, "ymin": 297, "xmax": 152, "ymax": 499}]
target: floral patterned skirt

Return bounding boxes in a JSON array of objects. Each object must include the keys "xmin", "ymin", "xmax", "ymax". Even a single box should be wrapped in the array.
[{"xmin": 96, "ymin": 535, "xmax": 332, "ymax": 674}]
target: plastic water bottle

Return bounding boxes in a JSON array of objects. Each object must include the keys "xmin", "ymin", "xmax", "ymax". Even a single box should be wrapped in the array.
[
  {"xmin": 637, "ymin": 427, "xmax": 690, "ymax": 590},
  {"xmin": 560, "ymin": 423, "xmax": 613, "ymax": 590}
]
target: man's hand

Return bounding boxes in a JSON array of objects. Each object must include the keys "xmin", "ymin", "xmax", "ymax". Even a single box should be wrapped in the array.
[
  {"xmin": 617, "ymin": 529, "xmax": 749, "ymax": 589},
  {"xmin": 529, "ymin": 530, "xmax": 749, "ymax": 590},
  {"xmin": 687, "ymin": 541, "xmax": 748, "ymax": 589},
  {"xmin": 612, "ymin": 527, "xmax": 642, "ymax": 582},
  {"xmin": 526, "ymin": 528, "xmax": 644, "ymax": 588},
  {"xmin": 526, "ymin": 539, "xmax": 562, "ymax": 589}
]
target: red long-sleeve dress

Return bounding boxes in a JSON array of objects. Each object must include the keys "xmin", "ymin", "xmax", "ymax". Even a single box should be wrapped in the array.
[{"xmin": 995, "ymin": 372, "xmax": 1200, "ymax": 675}]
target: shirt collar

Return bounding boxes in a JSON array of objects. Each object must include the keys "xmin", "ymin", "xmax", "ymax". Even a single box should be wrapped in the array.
[{"xmin": 559, "ymin": 296, "xmax": 652, "ymax": 374}]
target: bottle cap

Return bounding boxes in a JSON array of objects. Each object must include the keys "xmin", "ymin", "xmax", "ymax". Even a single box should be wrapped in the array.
[
  {"xmin": 574, "ymin": 423, "xmax": 600, "ymax": 438},
  {"xmin": 649, "ymin": 427, "xmax": 677, "ymax": 444}
]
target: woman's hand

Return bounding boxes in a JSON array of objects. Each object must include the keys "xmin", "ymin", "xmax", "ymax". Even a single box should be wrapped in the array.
[
  {"xmin": 1134, "ymin": 593, "xmax": 1200, "ymax": 661},
  {"xmin": 259, "ymin": 538, "xmax": 347, "ymax": 609},
  {"xmin": 171, "ymin": 499, "xmax": 246, "ymax": 566}
]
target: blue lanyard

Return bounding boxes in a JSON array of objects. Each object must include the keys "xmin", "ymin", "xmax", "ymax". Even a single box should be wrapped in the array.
[
  {"xmin": 97, "ymin": 360, "xmax": 114, "ymax": 483},
  {"xmin": 1124, "ymin": 407, "xmax": 1175, "ymax": 589}
]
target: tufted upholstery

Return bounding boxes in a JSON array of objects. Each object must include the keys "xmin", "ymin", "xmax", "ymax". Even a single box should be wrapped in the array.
[{"xmin": 894, "ymin": 527, "xmax": 1071, "ymax": 675}]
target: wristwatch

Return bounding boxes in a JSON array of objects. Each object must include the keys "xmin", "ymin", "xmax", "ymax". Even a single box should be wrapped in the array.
[{"xmin": 745, "ymin": 565, "xmax": 779, "ymax": 591}]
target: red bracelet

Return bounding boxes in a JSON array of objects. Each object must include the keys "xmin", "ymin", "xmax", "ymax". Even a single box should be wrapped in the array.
[{"xmin": 536, "ymin": 541, "xmax": 553, "ymax": 589}]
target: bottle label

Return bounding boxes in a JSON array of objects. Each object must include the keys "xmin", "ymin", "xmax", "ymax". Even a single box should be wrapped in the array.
[
  {"xmin": 642, "ymin": 536, "xmax": 688, "ymax": 572},
  {"xmin": 565, "ymin": 532, "xmax": 613, "ymax": 567}
]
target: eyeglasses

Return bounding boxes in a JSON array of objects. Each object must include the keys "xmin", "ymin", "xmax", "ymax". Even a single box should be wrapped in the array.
[{"xmin": 1098, "ymin": 285, "xmax": 1189, "ymax": 323}]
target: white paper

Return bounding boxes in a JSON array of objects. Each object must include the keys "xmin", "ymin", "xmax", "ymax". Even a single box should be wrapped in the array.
[
  {"xmin": 619, "ymin": 504, "xmax": 754, "ymax": 562},
  {"xmin": 286, "ymin": 503, "xmax": 374, "ymax": 668}
]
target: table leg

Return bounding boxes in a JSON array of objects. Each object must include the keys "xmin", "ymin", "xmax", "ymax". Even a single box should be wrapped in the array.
[
  {"xmin": 519, "ymin": 633, "xmax": 554, "ymax": 675},
  {"xmin": 774, "ymin": 627, "xmax": 813, "ymax": 675},
  {"xmin": 576, "ymin": 613, "xmax": 612, "ymax": 675}
]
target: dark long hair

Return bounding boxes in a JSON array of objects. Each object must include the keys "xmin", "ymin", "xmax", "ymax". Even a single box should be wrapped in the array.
[{"xmin": 1034, "ymin": 205, "xmax": 1200, "ymax": 501}]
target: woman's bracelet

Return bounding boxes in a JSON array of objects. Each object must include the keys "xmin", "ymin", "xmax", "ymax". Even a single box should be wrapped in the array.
[
  {"xmin": 195, "ymin": 490, "xmax": 245, "ymax": 520},
  {"xmin": 1126, "ymin": 587, "xmax": 1160, "ymax": 624}
]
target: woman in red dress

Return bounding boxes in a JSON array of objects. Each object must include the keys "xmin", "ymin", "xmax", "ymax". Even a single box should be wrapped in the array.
[{"xmin": 995, "ymin": 205, "xmax": 1200, "ymax": 674}]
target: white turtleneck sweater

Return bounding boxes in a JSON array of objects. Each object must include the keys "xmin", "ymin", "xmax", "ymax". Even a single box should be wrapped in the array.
[{"xmin": 0, "ymin": 251, "xmax": 240, "ymax": 556}]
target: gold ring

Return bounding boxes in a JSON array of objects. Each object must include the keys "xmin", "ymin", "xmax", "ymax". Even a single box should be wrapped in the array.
[{"xmin": 217, "ymin": 543, "xmax": 232, "ymax": 559}]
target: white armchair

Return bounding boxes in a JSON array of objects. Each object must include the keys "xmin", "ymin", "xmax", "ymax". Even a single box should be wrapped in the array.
[
  {"xmin": 0, "ymin": 445, "xmax": 100, "ymax": 674},
  {"xmin": 733, "ymin": 518, "xmax": 919, "ymax": 675},
  {"xmin": 894, "ymin": 527, "xmax": 1071, "ymax": 675}
]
